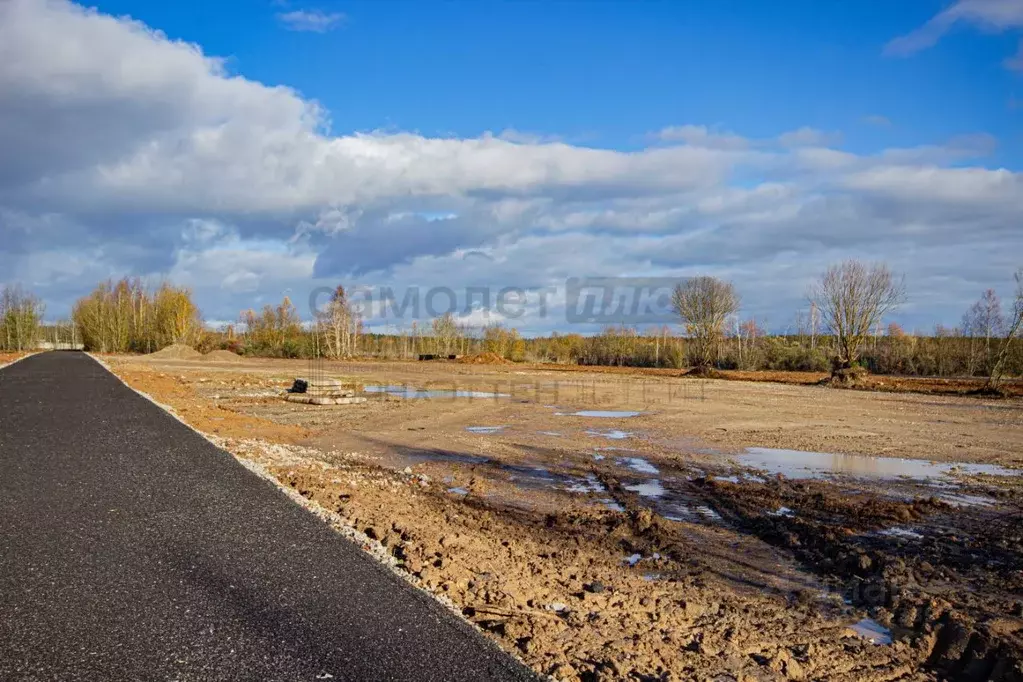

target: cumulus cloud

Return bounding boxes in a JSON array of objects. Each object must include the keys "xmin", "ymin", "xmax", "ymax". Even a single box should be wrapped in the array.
[
  {"xmin": 0, "ymin": 0, "xmax": 1020, "ymax": 333},
  {"xmin": 276, "ymin": 9, "xmax": 345, "ymax": 33}
]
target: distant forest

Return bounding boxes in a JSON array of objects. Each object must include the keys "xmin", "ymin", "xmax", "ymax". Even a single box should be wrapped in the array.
[{"xmin": 6, "ymin": 260, "xmax": 1023, "ymax": 383}]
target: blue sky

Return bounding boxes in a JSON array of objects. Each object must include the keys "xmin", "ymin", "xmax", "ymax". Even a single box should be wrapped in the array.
[
  {"xmin": 88, "ymin": 0, "xmax": 1021, "ymax": 158},
  {"xmin": 1, "ymin": 0, "xmax": 1022, "ymax": 334}
]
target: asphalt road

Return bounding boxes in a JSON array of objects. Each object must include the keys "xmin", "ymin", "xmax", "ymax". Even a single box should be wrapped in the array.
[{"xmin": 0, "ymin": 352, "xmax": 539, "ymax": 681}]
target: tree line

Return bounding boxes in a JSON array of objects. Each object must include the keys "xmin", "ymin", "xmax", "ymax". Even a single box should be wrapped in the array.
[
  {"xmin": 4, "ymin": 261, "xmax": 1022, "ymax": 384},
  {"xmin": 70, "ymin": 279, "xmax": 203, "ymax": 353}
]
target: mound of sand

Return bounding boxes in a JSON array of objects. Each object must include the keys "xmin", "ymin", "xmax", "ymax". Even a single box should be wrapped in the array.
[
  {"xmin": 147, "ymin": 343, "xmax": 202, "ymax": 360},
  {"xmin": 203, "ymin": 349, "xmax": 244, "ymax": 363},
  {"xmin": 457, "ymin": 352, "xmax": 512, "ymax": 365}
]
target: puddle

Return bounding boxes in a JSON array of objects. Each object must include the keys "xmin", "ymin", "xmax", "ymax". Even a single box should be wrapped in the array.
[
  {"xmin": 624, "ymin": 553, "xmax": 643, "ymax": 566},
  {"xmin": 599, "ymin": 498, "xmax": 625, "ymax": 512},
  {"xmin": 447, "ymin": 487, "xmax": 469, "ymax": 496},
  {"xmin": 661, "ymin": 500, "xmax": 722, "ymax": 522},
  {"xmin": 561, "ymin": 410, "xmax": 643, "ymax": 418},
  {"xmin": 713, "ymin": 473, "xmax": 767, "ymax": 484},
  {"xmin": 465, "ymin": 426, "xmax": 504, "ymax": 434},
  {"xmin": 625, "ymin": 480, "xmax": 665, "ymax": 498},
  {"xmin": 502, "ymin": 464, "xmax": 558, "ymax": 488},
  {"xmin": 876, "ymin": 527, "xmax": 924, "ymax": 540},
  {"xmin": 365, "ymin": 385, "xmax": 510, "ymax": 399},
  {"xmin": 592, "ymin": 454, "xmax": 606, "ymax": 461},
  {"xmin": 586, "ymin": 429, "xmax": 632, "ymax": 440},
  {"xmin": 738, "ymin": 447, "xmax": 1020, "ymax": 481},
  {"xmin": 693, "ymin": 505, "xmax": 721, "ymax": 521},
  {"xmin": 769, "ymin": 506, "xmax": 795, "ymax": 517},
  {"xmin": 850, "ymin": 618, "xmax": 893, "ymax": 645},
  {"xmin": 937, "ymin": 492, "xmax": 997, "ymax": 507},
  {"xmin": 538, "ymin": 431, "xmax": 562, "ymax": 436},
  {"xmin": 618, "ymin": 457, "xmax": 659, "ymax": 475},
  {"xmin": 562, "ymin": 473, "xmax": 607, "ymax": 494}
]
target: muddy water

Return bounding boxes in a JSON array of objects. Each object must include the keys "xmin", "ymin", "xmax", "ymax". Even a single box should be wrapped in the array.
[
  {"xmin": 465, "ymin": 426, "xmax": 504, "ymax": 434},
  {"xmin": 365, "ymin": 385, "xmax": 510, "ymax": 399},
  {"xmin": 737, "ymin": 447, "xmax": 1020, "ymax": 480},
  {"xmin": 850, "ymin": 618, "xmax": 893, "ymax": 645},
  {"xmin": 586, "ymin": 429, "xmax": 632, "ymax": 439},
  {"xmin": 618, "ymin": 457, "xmax": 659, "ymax": 475},
  {"xmin": 560, "ymin": 410, "xmax": 643, "ymax": 418}
]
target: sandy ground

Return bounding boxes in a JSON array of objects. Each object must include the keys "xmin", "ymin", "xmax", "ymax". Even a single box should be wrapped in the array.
[{"xmin": 104, "ymin": 354, "xmax": 1023, "ymax": 681}]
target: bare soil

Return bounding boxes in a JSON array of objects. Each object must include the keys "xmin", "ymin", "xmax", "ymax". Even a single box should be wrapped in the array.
[
  {"xmin": 143, "ymin": 343, "xmax": 203, "ymax": 360},
  {"xmin": 202, "ymin": 349, "xmax": 245, "ymax": 363},
  {"xmin": 536, "ymin": 364, "xmax": 1023, "ymax": 398},
  {"xmin": 0, "ymin": 351, "xmax": 28, "ymax": 367},
  {"xmin": 105, "ymin": 355, "xmax": 1023, "ymax": 681}
]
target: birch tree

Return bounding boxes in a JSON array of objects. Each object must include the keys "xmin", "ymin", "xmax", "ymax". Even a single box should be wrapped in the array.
[{"xmin": 317, "ymin": 285, "xmax": 361, "ymax": 359}]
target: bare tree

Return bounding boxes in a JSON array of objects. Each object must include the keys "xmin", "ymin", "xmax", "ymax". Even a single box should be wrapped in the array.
[
  {"xmin": 431, "ymin": 312, "xmax": 460, "ymax": 355},
  {"xmin": 671, "ymin": 277, "xmax": 740, "ymax": 370},
  {"xmin": 987, "ymin": 269, "xmax": 1023, "ymax": 390},
  {"xmin": 317, "ymin": 285, "xmax": 360, "ymax": 359},
  {"xmin": 809, "ymin": 300, "xmax": 819, "ymax": 350},
  {"xmin": 810, "ymin": 260, "xmax": 905, "ymax": 375},
  {"xmin": 962, "ymin": 288, "xmax": 1005, "ymax": 374}
]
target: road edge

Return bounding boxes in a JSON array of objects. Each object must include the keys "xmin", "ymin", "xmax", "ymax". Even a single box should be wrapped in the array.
[
  {"xmin": 85, "ymin": 353, "xmax": 545, "ymax": 682},
  {"xmin": 0, "ymin": 352, "xmax": 38, "ymax": 373}
]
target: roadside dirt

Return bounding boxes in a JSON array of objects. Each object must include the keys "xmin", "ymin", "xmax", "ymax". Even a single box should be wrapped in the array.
[
  {"xmin": 106, "ymin": 355, "xmax": 1023, "ymax": 681},
  {"xmin": 0, "ymin": 352, "xmax": 27, "ymax": 367}
]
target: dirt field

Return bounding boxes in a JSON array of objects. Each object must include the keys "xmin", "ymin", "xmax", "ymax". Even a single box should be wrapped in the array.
[{"xmin": 104, "ymin": 354, "xmax": 1023, "ymax": 681}]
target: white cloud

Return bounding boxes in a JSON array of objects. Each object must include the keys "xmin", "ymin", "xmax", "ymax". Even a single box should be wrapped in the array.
[
  {"xmin": 886, "ymin": 0, "xmax": 1023, "ymax": 65},
  {"xmin": 0, "ymin": 0, "xmax": 1020, "ymax": 333},
  {"xmin": 656, "ymin": 125, "xmax": 750, "ymax": 150},
  {"xmin": 276, "ymin": 9, "xmax": 345, "ymax": 33},
  {"xmin": 777, "ymin": 127, "xmax": 842, "ymax": 148},
  {"xmin": 842, "ymin": 165, "xmax": 1022, "ymax": 206},
  {"xmin": 455, "ymin": 306, "xmax": 507, "ymax": 328}
]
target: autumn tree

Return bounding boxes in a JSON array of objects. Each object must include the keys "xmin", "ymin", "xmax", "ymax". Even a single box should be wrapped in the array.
[
  {"xmin": 431, "ymin": 312, "xmax": 460, "ymax": 355},
  {"xmin": 153, "ymin": 283, "xmax": 203, "ymax": 347},
  {"xmin": 810, "ymin": 260, "xmax": 905, "ymax": 375},
  {"xmin": 483, "ymin": 323, "xmax": 520, "ymax": 359},
  {"xmin": 241, "ymin": 296, "xmax": 303, "ymax": 357},
  {"xmin": 0, "ymin": 285, "xmax": 45, "ymax": 351},
  {"xmin": 671, "ymin": 277, "xmax": 740, "ymax": 370},
  {"xmin": 72, "ymin": 279, "xmax": 201, "ymax": 353}
]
